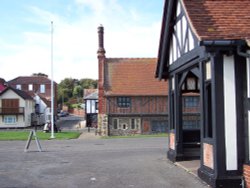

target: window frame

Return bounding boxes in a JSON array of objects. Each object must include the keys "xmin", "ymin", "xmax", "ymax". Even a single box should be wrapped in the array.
[
  {"xmin": 183, "ymin": 96, "xmax": 199, "ymax": 108},
  {"xmin": 16, "ymin": 84, "xmax": 21, "ymax": 90},
  {"xmin": 40, "ymin": 84, "xmax": 45, "ymax": 93},
  {"xmin": 4, "ymin": 116, "xmax": 17, "ymax": 124},
  {"xmin": 117, "ymin": 97, "xmax": 131, "ymax": 108},
  {"xmin": 113, "ymin": 118, "xmax": 118, "ymax": 129},
  {"xmin": 28, "ymin": 84, "xmax": 33, "ymax": 91}
]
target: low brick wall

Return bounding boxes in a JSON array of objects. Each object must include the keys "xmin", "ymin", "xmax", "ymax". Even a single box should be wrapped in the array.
[{"xmin": 68, "ymin": 108, "xmax": 85, "ymax": 117}]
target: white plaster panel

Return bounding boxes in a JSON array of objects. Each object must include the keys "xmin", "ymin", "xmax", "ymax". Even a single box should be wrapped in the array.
[
  {"xmin": 86, "ymin": 100, "xmax": 91, "ymax": 113},
  {"xmin": 91, "ymin": 100, "xmax": 96, "ymax": 113},
  {"xmin": 176, "ymin": 20, "xmax": 182, "ymax": 55},
  {"xmin": 169, "ymin": 40, "xmax": 173, "ymax": 65},
  {"xmin": 177, "ymin": 1, "xmax": 181, "ymax": 16},
  {"xmin": 223, "ymin": 55, "xmax": 238, "ymax": 171},
  {"xmin": 182, "ymin": 16, "xmax": 187, "ymax": 51},
  {"xmin": 188, "ymin": 29, "xmax": 194, "ymax": 50},
  {"xmin": 173, "ymin": 33, "xmax": 177, "ymax": 62}
]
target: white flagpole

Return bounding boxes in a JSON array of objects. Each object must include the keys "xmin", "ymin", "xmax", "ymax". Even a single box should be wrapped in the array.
[{"xmin": 50, "ymin": 21, "xmax": 55, "ymax": 139}]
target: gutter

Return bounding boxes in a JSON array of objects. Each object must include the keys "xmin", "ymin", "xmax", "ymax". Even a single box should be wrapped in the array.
[
  {"xmin": 200, "ymin": 40, "xmax": 239, "ymax": 46},
  {"xmin": 200, "ymin": 40, "xmax": 250, "ymax": 58}
]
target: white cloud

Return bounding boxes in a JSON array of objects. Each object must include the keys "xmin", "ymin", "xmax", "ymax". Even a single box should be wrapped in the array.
[{"xmin": 0, "ymin": 1, "xmax": 163, "ymax": 83}]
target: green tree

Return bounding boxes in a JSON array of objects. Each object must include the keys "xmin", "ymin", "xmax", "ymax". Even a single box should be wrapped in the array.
[
  {"xmin": 79, "ymin": 78, "xmax": 97, "ymax": 89},
  {"xmin": 57, "ymin": 78, "xmax": 97, "ymax": 106}
]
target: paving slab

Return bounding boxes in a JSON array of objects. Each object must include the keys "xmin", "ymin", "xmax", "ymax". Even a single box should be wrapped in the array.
[{"xmin": 175, "ymin": 160, "xmax": 200, "ymax": 176}]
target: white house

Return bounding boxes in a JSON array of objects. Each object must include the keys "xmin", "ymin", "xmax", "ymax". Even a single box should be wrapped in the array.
[
  {"xmin": 33, "ymin": 94, "xmax": 51, "ymax": 125},
  {"xmin": 0, "ymin": 87, "xmax": 35, "ymax": 128}
]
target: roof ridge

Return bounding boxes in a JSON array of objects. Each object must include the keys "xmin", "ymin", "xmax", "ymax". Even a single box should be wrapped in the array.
[{"xmin": 106, "ymin": 57, "xmax": 157, "ymax": 60}]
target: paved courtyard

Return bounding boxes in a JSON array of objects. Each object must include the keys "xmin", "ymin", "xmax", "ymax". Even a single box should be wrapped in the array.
[{"xmin": 0, "ymin": 136, "xmax": 208, "ymax": 188}]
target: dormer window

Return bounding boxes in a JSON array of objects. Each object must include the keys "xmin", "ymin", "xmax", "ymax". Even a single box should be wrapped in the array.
[
  {"xmin": 40, "ymin": 84, "xmax": 45, "ymax": 93},
  {"xmin": 16, "ymin": 84, "xmax": 21, "ymax": 90},
  {"xmin": 28, "ymin": 84, "xmax": 33, "ymax": 91}
]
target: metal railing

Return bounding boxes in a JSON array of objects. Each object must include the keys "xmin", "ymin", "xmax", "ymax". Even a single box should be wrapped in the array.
[{"xmin": 0, "ymin": 107, "xmax": 25, "ymax": 114}]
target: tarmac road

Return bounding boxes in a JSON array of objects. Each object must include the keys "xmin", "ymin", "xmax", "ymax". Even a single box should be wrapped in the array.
[{"xmin": 0, "ymin": 137, "xmax": 208, "ymax": 188}]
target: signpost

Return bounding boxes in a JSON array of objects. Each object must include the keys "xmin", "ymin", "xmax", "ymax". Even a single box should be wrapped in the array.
[{"xmin": 24, "ymin": 130, "xmax": 42, "ymax": 152}]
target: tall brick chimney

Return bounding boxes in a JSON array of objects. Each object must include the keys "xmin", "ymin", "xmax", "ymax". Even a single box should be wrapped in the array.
[
  {"xmin": 97, "ymin": 25, "xmax": 108, "ymax": 136},
  {"xmin": 97, "ymin": 25, "xmax": 106, "ymax": 57}
]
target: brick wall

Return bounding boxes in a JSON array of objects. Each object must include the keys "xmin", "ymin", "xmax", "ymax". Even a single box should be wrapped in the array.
[
  {"xmin": 98, "ymin": 51, "xmax": 106, "ymax": 114},
  {"xmin": 68, "ymin": 108, "xmax": 85, "ymax": 117},
  {"xmin": 244, "ymin": 164, "xmax": 250, "ymax": 187}
]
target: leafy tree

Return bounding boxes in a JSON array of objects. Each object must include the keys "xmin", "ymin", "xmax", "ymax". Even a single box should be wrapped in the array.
[
  {"xmin": 79, "ymin": 79, "xmax": 97, "ymax": 89},
  {"xmin": 32, "ymin": 73, "xmax": 48, "ymax": 77},
  {"xmin": 73, "ymin": 85, "xmax": 83, "ymax": 98},
  {"xmin": 57, "ymin": 78, "xmax": 97, "ymax": 107}
]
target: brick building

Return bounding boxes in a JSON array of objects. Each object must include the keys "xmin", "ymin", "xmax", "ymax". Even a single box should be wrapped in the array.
[
  {"xmin": 97, "ymin": 25, "xmax": 200, "ymax": 136},
  {"xmin": 97, "ymin": 25, "xmax": 169, "ymax": 136},
  {"xmin": 8, "ymin": 75, "xmax": 57, "ymax": 121}
]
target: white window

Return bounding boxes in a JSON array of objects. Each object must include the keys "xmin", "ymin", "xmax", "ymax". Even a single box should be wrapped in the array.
[
  {"xmin": 28, "ymin": 84, "xmax": 33, "ymax": 91},
  {"xmin": 4, "ymin": 116, "xmax": 16, "ymax": 124},
  {"xmin": 40, "ymin": 84, "xmax": 45, "ymax": 93},
  {"xmin": 136, "ymin": 119, "xmax": 141, "ymax": 129},
  {"xmin": 16, "ymin": 84, "xmax": 21, "ymax": 90},
  {"xmin": 130, "ymin": 118, "xmax": 141, "ymax": 129}
]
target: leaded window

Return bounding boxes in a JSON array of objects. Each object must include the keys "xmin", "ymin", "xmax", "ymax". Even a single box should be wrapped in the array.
[{"xmin": 117, "ymin": 97, "xmax": 131, "ymax": 108}]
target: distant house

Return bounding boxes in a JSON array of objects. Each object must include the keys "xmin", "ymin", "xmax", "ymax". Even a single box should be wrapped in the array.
[
  {"xmin": 8, "ymin": 75, "xmax": 57, "ymax": 124},
  {"xmin": 33, "ymin": 93, "xmax": 51, "ymax": 125},
  {"xmin": 0, "ymin": 87, "xmax": 35, "ymax": 128},
  {"xmin": 84, "ymin": 89, "xmax": 98, "ymax": 128},
  {"xmin": 0, "ymin": 78, "xmax": 7, "ymax": 93},
  {"xmin": 97, "ymin": 25, "xmax": 169, "ymax": 136}
]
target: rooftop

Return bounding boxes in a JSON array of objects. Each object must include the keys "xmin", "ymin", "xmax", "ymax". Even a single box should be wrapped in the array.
[
  {"xmin": 105, "ymin": 58, "xmax": 168, "ymax": 96},
  {"xmin": 183, "ymin": 0, "xmax": 250, "ymax": 41}
]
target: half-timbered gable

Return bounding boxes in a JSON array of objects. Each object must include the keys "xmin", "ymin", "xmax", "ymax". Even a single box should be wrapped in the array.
[
  {"xmin": 84, "ymin": 89, "xmax": 98, "ymax": 128},
  {"xmin": 156, "ymin": 0, "xmax": 250, "ymax": 187}
]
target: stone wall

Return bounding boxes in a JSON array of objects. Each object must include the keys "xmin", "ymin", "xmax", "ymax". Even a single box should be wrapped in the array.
[{"xmin": 98, "ymin": 114, "xmax": 108, "ymax": 136}]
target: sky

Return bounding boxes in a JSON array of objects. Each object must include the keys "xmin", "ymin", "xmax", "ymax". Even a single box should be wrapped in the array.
[{"xmin": 0, "ymin": 0, "xmax": 164, "ymax": 83}]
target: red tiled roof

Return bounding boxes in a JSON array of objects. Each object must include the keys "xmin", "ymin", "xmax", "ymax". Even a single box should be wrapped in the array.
[
  {"xmin": 105, "ymin": 58, "xmax": 168, "ymax": 96},
  {"xmin": 8, "ymin": 76, "xmax": 56, "ymax": 84},
  {"xmin": 183, "ymin": 0, "xmax": 250, "ymax": 41},
  {"xmin": 84, "ymin": 89, "xmax": 98, "ymax": 98},
  {"xmin": 38, "ymin": 94, "xmax": 51, "ymax": 107},
  {"xmin": 0, "ymin": 87, "xmax": 33, "ymax": 100},
  {"xmin": 0, "ymin": 84, "xmax": 6, "ymax": 93}
]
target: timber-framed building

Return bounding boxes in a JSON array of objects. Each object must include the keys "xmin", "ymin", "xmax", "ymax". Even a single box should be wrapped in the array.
[
  {"xmin": 97, "ymin": 25, "xmax": 169, "ymax": 136},
  {"xmin": 156, "ymin": 0, "xmax": 250, "ymax": 187}
]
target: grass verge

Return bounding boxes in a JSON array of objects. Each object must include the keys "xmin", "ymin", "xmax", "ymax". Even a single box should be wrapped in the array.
[
  {"xmin": 0, "ymin": 131, "xmax": 81, "ymax": 141},
  {"xmin": 102, "ymin": 133, "xmax": 168, "ymax": 139}
]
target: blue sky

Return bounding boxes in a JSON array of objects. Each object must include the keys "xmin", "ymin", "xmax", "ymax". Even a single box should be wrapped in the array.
[{"xmin": 0, "ymin": 0, "xmax": 164, "ymax": 83}]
